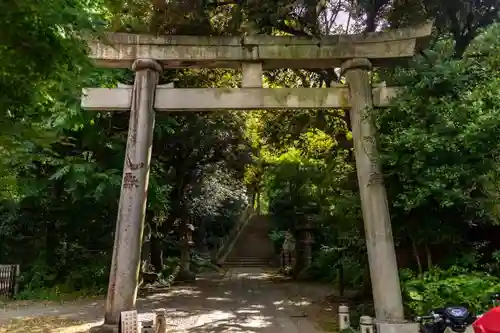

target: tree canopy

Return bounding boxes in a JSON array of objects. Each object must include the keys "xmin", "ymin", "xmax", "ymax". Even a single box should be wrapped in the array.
[{"xmin": 1, "ymin": 0, "xmax": 500, "ymax": 319}]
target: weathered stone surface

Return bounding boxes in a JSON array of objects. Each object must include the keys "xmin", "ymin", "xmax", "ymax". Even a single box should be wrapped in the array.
[
  {"xmin": 81, "ymin": 86, "xmax": 399, "ymax": 111},
  {"xmin": 155, "ymin": 308, "xmax": 167, "ymax": 333},
  {"xmin": 88, "ymin": 23, "xmax": 432, "ymax": 69},
  {"xmin": 342, "ymin": 58, "xmax": 404, "ymax": 322},
  {"xmin": 377, "ymin": 322, "xmax": 420, "ymax": 333},
  {"xmin": 82, "ymin": 88, "xmax": 132, "ymax": 110},
  {"xmin": 100, "ymin": 59, "xmax": 161, "ymax": 329},
  {"xmin": 241, "ymin": 62, "xmax": 263, "ymax": 88}
]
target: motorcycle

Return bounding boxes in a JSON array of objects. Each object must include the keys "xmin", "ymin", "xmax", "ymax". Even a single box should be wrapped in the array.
[
  {"xmin": 472, "ymin": 293, "xmax": 500, "ymax": 333},
  {"xmin": 415, "ymin": 306, "xmax": 476, "ymax": 333},
  {"xmin": 415, "ymin": 293, "xmax": 500, "ymax": 333}
]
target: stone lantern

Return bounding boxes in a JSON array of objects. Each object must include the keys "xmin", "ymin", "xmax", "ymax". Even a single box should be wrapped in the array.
[
  {"xmin": 293, "ymin": 215, "xmax": 315, "ymax": 278},
  {"xmin": 300, "ymin": 216, "xmax": 314, "ymax": 267},
  {"xmin": 183, "ymin": 223, "xmax": 195, "ymax": 247},
  {"xmin": 178, "ymin": 223, "xmax": 196, "ymax": 281}
]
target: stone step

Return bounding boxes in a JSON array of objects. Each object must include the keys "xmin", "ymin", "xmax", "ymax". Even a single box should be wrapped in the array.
[
  {"xmin": 221, "ymin": 214, "xmax": 274, "ymax": 267},
  {"xmin": 225, "ymin": 258, "xmax": 269, "ymax": 262},
  {"xmin": 225, "ymin": 255, "xmax": 269, "ymax": 259},
  {"xmin": 225, "ymin": 259, "xmax": 269, "ymax": 263},
  {"xmin": 224, "ymin": 260, "xmax": 270, "ymax": 267},
  {"xmin": 224, "ymin": 260, "xmax": 270, "ymax": 266},
  {"xmin": 225, "ymin": 257, "xmax": 269, "ymax": 261}
]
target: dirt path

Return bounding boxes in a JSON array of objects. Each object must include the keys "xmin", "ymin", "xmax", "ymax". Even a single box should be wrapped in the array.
[{"xmin": 0, "ymin": 268, "xmax": 337, "ymax": 333}]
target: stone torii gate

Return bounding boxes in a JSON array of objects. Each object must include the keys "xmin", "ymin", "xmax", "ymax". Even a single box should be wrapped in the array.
[{"xmin": 82, "ymin": 24, "xmax": 431, "ymax": 333}]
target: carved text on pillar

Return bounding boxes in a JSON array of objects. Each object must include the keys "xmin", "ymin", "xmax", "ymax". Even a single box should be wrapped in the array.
[
  {"xmin": 127, "ymin": 156, "xmax": 145, "ymax": 170},
  {"xmin": 123, "ymin": 173, "xmax": 140, "ymax": 189}
]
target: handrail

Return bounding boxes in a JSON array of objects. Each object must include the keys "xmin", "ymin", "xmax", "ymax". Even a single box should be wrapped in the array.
[{"xmin": 214, "ymin": 205, "xmax": 254, "ymax": 264}]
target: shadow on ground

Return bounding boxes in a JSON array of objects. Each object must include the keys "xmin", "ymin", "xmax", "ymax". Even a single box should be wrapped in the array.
[{"xmin": 0, "ymin": 268, "xmax": 337, "ymax": 333}]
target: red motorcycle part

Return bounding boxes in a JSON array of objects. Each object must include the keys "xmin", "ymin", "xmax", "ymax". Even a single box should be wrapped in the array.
[{"xmin": 473, "ymin": 306, "xmax": 500, "ymax": 333}]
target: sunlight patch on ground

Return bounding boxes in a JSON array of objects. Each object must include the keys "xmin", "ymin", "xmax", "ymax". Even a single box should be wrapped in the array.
[
  {"xmin": 164, "ymin": 308, "xmax": 193, "ymax": 319},
  {"xmin": 205, "ymin": 296, "xmax": 232, "ymax": 301},
  {"xmin": 145, "ymin": 287, "xmax": 202, "ymax": 300},
  {"xmin": 235, "ymin": 309, "xmax": 260, "ymax": 314},
  {"xmin": 238, "ymin": 315, "xmax": 273, "ymax": 328},
  {"xmin": 0, "ymin": 268, "xmax": 335, "ymax": 333},
  {"xmin": 167, "ymin": 287, "xmax": 201, "ymax": 296},
  {"xmin": 273, "ymin": 299, "xmax": 311, "ymax": 307},
  {"xmin": 232, "ymin": 272, "xmax": 275, "ymax": 281},
  {"xmin": 195, "ymin": 310, "xmax": 235, "ymax": 325},
  {"xmin": 186, "ymin": 312, "xmax": 274, "ymax": 331}
]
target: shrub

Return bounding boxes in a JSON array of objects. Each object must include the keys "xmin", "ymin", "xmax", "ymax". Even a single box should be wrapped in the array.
[{"xmin": 401, "ymin": 266, "xmax": 500, "ymax": 316}]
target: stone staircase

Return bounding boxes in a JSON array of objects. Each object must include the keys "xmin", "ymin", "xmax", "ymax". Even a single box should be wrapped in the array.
[
  {"xmin": 223, "ymin": 215, "xmax": 274, "ymax": 268},
  {"xmin": 224, "ymin": 256, "xmax": 271, "ymax": 267}
]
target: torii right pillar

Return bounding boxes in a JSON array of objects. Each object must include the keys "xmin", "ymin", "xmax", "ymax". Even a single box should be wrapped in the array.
[{"xmin": 342, "ymin": 59, "xmax": 418, "ymax": 333}]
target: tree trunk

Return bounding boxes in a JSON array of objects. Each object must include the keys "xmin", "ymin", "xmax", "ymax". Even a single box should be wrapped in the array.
[
  {"xmin": 180, "ymin": 245, "xmax": 190, "ymax": 274},
  {"xmin": 178, "ymin": 222, "xmax": 195, "ymax": 281},
  {"xmin": 250, "ymin": 191, "xmax": 256, "ymax": 209},
  {"xmin": 425, "ymin": 244, "xmax": 433, "ymax": 270},
  {"xmin": 339, "ymin": 251, "xmax": 345, "ymax": 297},
  {"xmin": 256, "ymin": 191, "xmax": 261, "ymax": 214},
  {"xmin": 150, "ymin": 235, "xmax": 163, "ymax": 273},
  {"xmin": 46, "ymin": 180, "xmax": 64, "ymax": 273},
  {"xmin": 141, "ymin": 228, "xmax": 151, "ymax": 271},
  {"xmin": 411, "ymin": 237, "xmax": 423, "ymax": 276},
  {"xmin": 453, "ymin": 36, "xmax": 471, "ymax": 59},
  {"xmin": 141, "ymin": 214, "xmax": 153, "ymax": 270}
]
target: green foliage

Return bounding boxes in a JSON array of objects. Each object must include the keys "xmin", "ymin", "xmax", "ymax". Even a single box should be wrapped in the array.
[
  {"xmin": 16, "ymin": 286, "xmax": 103, "ymax": 301},
  {"xmin": 307, "ymin": 245, "xmax": 366, "ymax": 289},
  {"xmin": 378, "ymin": 56, "xmax": 500, "ymax": 216},
  {"xmin": 375, "ymin": 34, "xmax": 500, "ymax": 271},
  {"xmin": 1, "ymin": 0, "xmax": 499, "ymax": 306},
  {"xmin": 268, "ymin": 229, "xmax": 286, "ymax": 253},
  {"xmin": 257, "ymin": 118, "xmax": 364, "ymax": 287},
  {"xmin": 401, "ymin": 267, "xmax": 500, "ymax": 315},
  {"xmin": 0, "ymin": 0, "xmax": 250, "ymax": 297},
  {"xmin": 0, "ymin": 0, "xmax": 101, "ymax": 156},
  {"xmin": 160, "ymin": 257, "xmax": 181, "ymax": 278}
]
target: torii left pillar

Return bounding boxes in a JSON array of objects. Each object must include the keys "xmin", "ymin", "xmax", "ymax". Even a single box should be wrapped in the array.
[{"xmin": 91, "ymin": 58, "xmax": 162, "ymax": 333}]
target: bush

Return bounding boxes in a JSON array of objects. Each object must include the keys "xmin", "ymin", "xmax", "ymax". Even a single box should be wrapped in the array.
[
  {"xmin": 160, "ymin": 256, "xmax": 181, "ymax": 278},
  {"xmin": 307, "ymin": 245, "xmax": 366, "ymax": 290},
  {"xmin": 268, "ymin": 229, "xmax": 286, "ymax": 253},
  {"xmin": 401, "ymin": 266, "xmax": 500, "ymax": 316}
]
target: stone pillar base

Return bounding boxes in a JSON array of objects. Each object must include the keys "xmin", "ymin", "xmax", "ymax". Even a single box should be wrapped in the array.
[
  {"xmin": 89, "ymin": 324, "xmax": 119, "ymax": 333},
  {"xmin": 377, "ymin": 322, "xmax": 419, "ymax": 333}
]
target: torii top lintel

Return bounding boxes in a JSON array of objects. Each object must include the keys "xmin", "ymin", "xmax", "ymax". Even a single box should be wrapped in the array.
[{"xmin": 89, "ymin": 23, "xmax": 432, "ymax": 69}]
